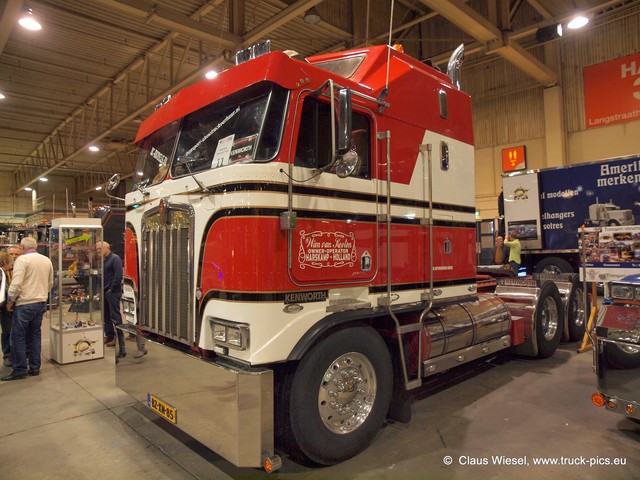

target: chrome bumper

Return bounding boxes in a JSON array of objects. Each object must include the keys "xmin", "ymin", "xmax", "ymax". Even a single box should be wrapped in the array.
[{"xmin": 115, "ymin": 326, "xmax": 274, "ymax": 467}]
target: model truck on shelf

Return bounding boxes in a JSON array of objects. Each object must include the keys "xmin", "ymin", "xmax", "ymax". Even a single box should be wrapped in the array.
[
  {"xmin": 592, "ymin": 274, "xmax": 640, "ymax": 419},
  {"xmin": 502, "ymin": 155, "xmax": 640, "ymax": 275},
  {"xmin": 111, "ymin": 41, "xmax": 572, "ymax": 471}
]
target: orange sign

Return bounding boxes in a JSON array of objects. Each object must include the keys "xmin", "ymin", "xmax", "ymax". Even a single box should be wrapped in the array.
[
  {"xmin": 502, "ymin": 146, "xmax": 526, "ymax": 172},
  {"xmin": 584, "ymin": 52, "xmax": 640, "ymax": 129}
]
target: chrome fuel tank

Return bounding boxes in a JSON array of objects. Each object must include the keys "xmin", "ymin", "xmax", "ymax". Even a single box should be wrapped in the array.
[
  {"xmin": 425, "ymin": 294, "xmax": 510, "ymax": 358},
  {"xmin": 421, "ymin": 294, "xmax": 511, "ymax": 376}
]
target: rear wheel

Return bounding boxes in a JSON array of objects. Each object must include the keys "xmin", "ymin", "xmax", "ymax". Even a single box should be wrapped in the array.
[
  {"xmin": 280, "ymin": 326, "xmax": 393, "ymax": 465},
  {"xmin": 567, "ymin": 278, "xmax": 589, "ymax": 341},
  {"xmin": 534, "ymin": 257, "xmax": 574, "ymax": 274},
  {"xmin": 536, "ymin": 282, "xmax": 564, "ymax": 358}
]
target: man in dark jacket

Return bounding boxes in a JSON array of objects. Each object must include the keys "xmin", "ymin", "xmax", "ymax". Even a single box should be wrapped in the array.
[{"xmin": 96, "ymin": 241, "xmax": 125, "ymax": 358}]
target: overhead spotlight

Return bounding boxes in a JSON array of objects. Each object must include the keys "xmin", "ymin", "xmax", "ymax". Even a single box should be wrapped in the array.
[
  {"xmin": 24, "ymin": 187, "xmax": 33, "ymax": 192},
  {"xmin": 304, "ymin": 7, "xmax": 321, "ymax": 25},
  {"xmin": 205, "ymin": 70, "xmax": 218, "ymax": 80},
  {"xmin": 39, "ymin": 177, "xmax": 48, "ymax": 182},
  {"xmin": 567, "ymin": 15, "xmax": 589, "ymax": 30},
  {"xmin": 19, "ymin": 8, "xmax": 42, "ymax": 31},
  {"xmin": 95, "ymin": 186, "xmax": 103, "ymax": 191},
  {"xmin": 536, "ymin": 23, "xmax": 563, "ymax": 43},
  {"xmin": 89, "ymin": 145, "xmax": 100, "ymax": 152},
  {"xmin": 0, "ymin": 93, "xmax": 5, "ymax": 100}
]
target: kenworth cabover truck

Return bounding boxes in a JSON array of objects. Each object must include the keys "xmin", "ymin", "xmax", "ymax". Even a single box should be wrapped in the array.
[{"xmin": 113, "ymin": 41, "xmax": 568, "ymax": 471}]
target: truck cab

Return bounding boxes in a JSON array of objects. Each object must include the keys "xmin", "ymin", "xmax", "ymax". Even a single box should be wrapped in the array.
[{"xmin": 592, "ymin": 274, "xmax": 640, "ymax": 419}]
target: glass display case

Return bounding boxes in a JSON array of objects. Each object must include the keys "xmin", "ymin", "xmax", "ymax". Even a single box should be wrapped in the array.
[{"xmin": 49, "ymin": 218, "xmax": 104, "ymax": 364}]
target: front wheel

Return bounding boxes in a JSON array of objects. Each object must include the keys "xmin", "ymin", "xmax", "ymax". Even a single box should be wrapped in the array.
[
  {"xmin": 536, "ymin": 282, "xmax": 564, "ymax": 358},
  {"xmin": 282, "ymin": 326, "xmax": 393, "ymax": 465}
]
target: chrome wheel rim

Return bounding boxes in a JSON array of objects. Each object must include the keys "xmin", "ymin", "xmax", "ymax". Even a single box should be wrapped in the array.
[
  {"xmin": 318, "ymin": 352, "xmax": 376, "ymax": 434},
  {"xmin": 541, "ymin": 296, "xmax": 559, "ymax": 341},
  {"xmin": 572, "ymin": 287, "xmax": 586, "ymax": 328}
]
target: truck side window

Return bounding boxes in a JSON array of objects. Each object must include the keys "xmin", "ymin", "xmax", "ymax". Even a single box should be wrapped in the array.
[{"xmin": 294, "ymin": 97, "xmax": 370, "ymax": 178}]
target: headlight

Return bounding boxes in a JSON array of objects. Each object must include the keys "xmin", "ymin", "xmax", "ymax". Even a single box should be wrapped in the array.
[
  {"xmin": 121, "ymin": 298, "xmax": 136, "ymax": 322},
  {"xmin": 210, "ymin": 319, "xmax": 250, "ymax": 351},
  {"xmin": 611, "ymin": 284, "xmax": 634, "ymax": 300}
]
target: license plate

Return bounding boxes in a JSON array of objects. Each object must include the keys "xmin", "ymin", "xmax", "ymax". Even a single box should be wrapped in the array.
[{"xmin": 147, "ymin": 393, "xmax": 177, "ymax": 424}]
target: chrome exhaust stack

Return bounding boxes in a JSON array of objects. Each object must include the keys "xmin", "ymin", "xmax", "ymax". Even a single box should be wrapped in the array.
[{"xmin": 447, "ymin": 43, "xmax": 465, "ymax": 90}]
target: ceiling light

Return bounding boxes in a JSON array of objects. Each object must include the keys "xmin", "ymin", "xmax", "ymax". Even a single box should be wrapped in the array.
[
  {"xmin": 19, "ymin": 8, "xmax": 42, "ymax": 31},
  {"xmin": 39, "ymin": 177, "xmax": 48, "ymax": 182},
  {"xmin": 304, "ymin": 8, "xmax": 321, "ymax": 25},
  {"xmin": 0, "ymin": 93, "xmax": 5, "ymax": 100},
  {"xmin": 567, "ymin": 15, "xmax": 589, "ymax": 30},
  {"xmin": 95, "ymin": 186, "xmax": 103, "ymax": 191},
  {"xmin": 205, "ymin": 70, "xmax": 218, "ymax": 80},
  {"xmin": 89, "ymin": 145, "xmax": 100, "ymax": 152},
  {"xmin": 24, "ymin": 187, "xmax": 33, "ymax": 192}
]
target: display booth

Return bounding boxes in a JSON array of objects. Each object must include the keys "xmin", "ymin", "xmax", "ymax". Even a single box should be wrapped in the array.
[{"xmin": 49, "ymin": 218, "xmax": 104, "ymax": 364}]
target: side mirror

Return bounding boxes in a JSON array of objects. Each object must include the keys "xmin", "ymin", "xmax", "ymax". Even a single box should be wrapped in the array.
[
  {"xmin": 336, "ymin": 88, "xmax": 352, "ymax": 154},
  {"xmin": 335, "ymin": 150, "xmax": 359, "ymax": 178},
  {"xmin": 107, "ymin": 173, "xmax": 121, "ymax": 192}
]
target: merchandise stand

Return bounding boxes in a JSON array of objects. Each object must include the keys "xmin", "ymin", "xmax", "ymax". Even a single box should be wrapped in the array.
[{"xmin": 49, "ymin": 218, "xmax": 104, "ymax": 364}]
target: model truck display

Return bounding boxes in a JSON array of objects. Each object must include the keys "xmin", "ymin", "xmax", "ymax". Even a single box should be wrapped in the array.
[
  {"xmin": 112, "ymin": 41, "xmax": 571, "ymax": 471},
  {"xmin": 502, "ymin": 156, "xmax": 640, "ymax": 275},
  {"xmin": 592, "ymin": 274, "xmax": 640, "ymax": 419}
]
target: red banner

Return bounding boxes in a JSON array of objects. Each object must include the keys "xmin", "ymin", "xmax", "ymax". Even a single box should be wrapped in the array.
[{"xmin": 584, "ymin": 52, "xmax": 640, "ymax": 129}]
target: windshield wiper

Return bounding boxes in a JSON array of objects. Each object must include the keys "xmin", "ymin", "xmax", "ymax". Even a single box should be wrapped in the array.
[{"xmin": 183, "ymin": 158, "xmax": 211, "ymax": 194}]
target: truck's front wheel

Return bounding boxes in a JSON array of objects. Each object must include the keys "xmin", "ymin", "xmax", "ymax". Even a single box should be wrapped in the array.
[{"xmin": 282, "ymin": 326, "xmax": 393, "ymax": 465}]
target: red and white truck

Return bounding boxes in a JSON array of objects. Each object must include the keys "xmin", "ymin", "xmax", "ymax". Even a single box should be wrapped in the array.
[{"xmin": 113, "ymin": 41, "xmax": 568, "ymax": 471}]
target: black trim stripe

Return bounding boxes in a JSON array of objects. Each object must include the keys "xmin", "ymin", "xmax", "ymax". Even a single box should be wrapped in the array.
[
  {"xmin": 200, "ymin": 278, "xmax": 476, "ymax": 304},
  {"xmin": 126, "ymin": 181, "xmax": 476, "ymax": 215}
]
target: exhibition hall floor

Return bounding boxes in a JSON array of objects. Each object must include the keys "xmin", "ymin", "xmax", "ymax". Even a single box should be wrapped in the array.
[{"xmin": 1, "ymin": 325, "xmax": 639, "ymax": 480}]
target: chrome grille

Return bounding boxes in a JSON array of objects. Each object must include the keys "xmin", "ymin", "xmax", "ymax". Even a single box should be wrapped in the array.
[{"xmin": 141, "ymin": 206, "xmax": 193, "ymax": 344}]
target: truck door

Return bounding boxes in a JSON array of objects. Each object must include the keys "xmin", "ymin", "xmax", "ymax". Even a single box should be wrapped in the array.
[{"xmin": 287, "ymin": 93, "xmax": 378, "ymax": 286}]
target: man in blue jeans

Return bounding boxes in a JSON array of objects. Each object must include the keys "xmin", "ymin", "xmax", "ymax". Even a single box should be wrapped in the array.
[
  {"xmin": 2, "ymin": 237, "xmax": 53, "ymax": 381},
  {"xmin": 96, "ymin": 241, "xmax": 126, "ymax": 359}
]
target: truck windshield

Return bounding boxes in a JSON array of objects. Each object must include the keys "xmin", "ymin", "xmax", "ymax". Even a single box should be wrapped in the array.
[
  {"xmin": 172, "ymin": 82, "xmax": 287, "ymax": 177},
  {"xmin": 133, "ymin": 82, "xmax": 287, "ymax": 189},
  {"xmin": 134, "ymin": 119, "xmax": 180, "ymax": 189}
]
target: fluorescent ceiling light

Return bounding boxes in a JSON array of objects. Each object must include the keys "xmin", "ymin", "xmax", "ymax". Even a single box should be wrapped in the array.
[
  {"xmin": 95, "ymin": 186, "xmax": 103, "ymax": 191},
  {"xmin": 24, "ymin": 187, "xmax": 33, "ymax": 192},
  {"xmin": 205, "ymin": 70, "xmax": 218, "ymax": 79},
  {"xmin": 567, "ymin": 15, "xmax": 589, "ymax": 29},
  {"xmin": 89, "ymin": 145, "xmax": 100, "ymax": 152},
  {"xmin": 39, "ymin": 177, "xmax": 48, "ymax": 182},
  {"xmin": 19, "ymin": 9, "xmax": 42, "ymax": 31}
]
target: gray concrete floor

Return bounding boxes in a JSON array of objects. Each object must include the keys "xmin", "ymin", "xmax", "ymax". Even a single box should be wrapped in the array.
[{"xmin": 1, "ymin": 330, "xmax": 639, "ymax": 480}]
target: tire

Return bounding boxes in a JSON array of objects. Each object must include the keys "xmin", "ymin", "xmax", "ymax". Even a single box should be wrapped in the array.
[
  {"xmin": 535, "ymin": 282, "xmax": 564, "ymax": 358},
  {"xmin": 282, "ymin": 326, "xmax": 393, "ymax": 465},
  {"xmin": 567, "ymin": 278, "xmax": 589, "ymax": 341},
  {"xmin": 534, "ymin": 257, "xmax": 574, "ymax": 274},
  {"xmin": 607, "ymin": 220, "xmax": 620, "ymax": 226}
]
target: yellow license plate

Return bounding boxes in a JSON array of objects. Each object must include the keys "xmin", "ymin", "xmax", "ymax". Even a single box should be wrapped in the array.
[{"xmin": 147, "ymin": 393, "xmax": 177, "ymax": 424}]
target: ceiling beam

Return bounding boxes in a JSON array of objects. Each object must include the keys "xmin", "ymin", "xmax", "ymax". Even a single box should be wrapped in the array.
[
  {"xmin": 419, "ymin": 0, "xmax": 557, "ymax": 86},
  {"xmin": 90, "ymin": 0, "xmax": 241, "ymax": 48},
  {"xmin": 242, "ymin": 0, "xmax": 325, "ymax": 46}
]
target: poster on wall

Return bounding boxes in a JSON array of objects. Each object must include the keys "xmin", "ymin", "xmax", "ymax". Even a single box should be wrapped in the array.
[
  {"xmin": 584, "ymin": 52, "xmax": 640, "ymax": 129},
  {"xmin": 580, "ymin": 225, "xmax": 640, "ymax": 283}
]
